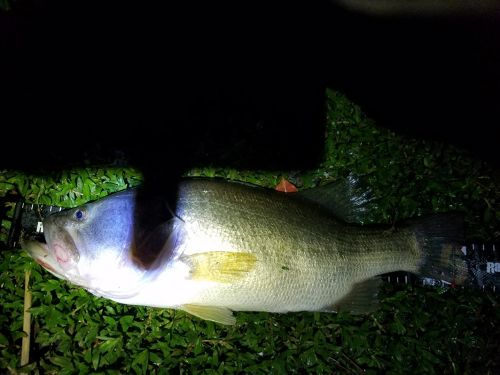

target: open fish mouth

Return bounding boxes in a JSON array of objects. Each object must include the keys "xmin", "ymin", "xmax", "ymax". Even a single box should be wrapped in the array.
[{"xmin": 22, "ymin": 239, "xmax": 66, "ymax": 279}]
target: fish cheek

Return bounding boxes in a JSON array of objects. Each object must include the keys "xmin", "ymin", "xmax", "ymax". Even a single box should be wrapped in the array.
[
  {"xmin": 54, "ymin": 243, "xmax": 71, "ymax": 264},
  {"xmin": 49, "ymin": 229, "xmax": 80, "ymax": 269}
]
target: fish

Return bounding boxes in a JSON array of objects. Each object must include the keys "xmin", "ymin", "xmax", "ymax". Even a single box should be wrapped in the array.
[{"xmin": 23, "ymin": 176, "xmax": 467, "ymax": 325}]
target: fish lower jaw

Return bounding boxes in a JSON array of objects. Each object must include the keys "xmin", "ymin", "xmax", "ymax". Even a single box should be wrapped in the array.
[
  {"xmin": 22, "ymin": 240, "xmax": 66, "ymax": 278},
  {"xmin": 22, "ymin": 239, "xmax": 49, "ymax": 257}
]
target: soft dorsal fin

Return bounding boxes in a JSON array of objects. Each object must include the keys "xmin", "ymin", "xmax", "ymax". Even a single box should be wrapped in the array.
[
  {"xmin": 331, "ymin": 277, "xmax": 382, "ymax": 314},
  {"xmin": 182, "ymin": 304, "xmax": 236, "ymax": 325},
  {"xmin": 298, "ymin": 174, "xmax": 376, "ymax": 224}
]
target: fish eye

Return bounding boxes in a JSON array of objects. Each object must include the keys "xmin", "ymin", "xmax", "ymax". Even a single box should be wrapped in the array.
[{"xmin": 75, "ymin": 209, "xmax": 85, "ymax": 221}]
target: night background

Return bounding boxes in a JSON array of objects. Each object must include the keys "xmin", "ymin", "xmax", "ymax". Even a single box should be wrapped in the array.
[
  {"xmin": 1, "ymin": 1, "xmax": 500, "ymax": 373},
  {"xmin": 1, "ymin": 0, "xmax": 499, "ymax": 174}
]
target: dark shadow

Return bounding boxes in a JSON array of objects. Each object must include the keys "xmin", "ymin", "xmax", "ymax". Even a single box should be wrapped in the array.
[
  {"xmin": 0, "ymin": 0, "xmax": 499, "ymax": 180},
  {"xmin": 324, "ymin": 9, "xmax": 500, "ymax": 168}
]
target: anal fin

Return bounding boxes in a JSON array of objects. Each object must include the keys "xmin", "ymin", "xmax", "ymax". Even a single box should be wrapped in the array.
[
  {"xmin": 332, "ymin": 277, "xmax": 381, "ymax": 314},
  {"xmin": 182, "ymin": 304, "xmax": 236, "ymax": 325}
]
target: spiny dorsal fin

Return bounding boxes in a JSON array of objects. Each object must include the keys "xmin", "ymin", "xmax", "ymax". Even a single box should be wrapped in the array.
[
  {"xmin": 298, "ymin": 174, "xmax": 377, "ymax": 225},
  {"xmin": 182, "ymin": 304, "xmax": 236, "ymax": 325},
  {"xmin": 181, "ymin": 251, "xmax": 257, "ymax": 283},
  {"xmin": 333, "ymin": 277, "xmax": 382, "ymax": 314}
]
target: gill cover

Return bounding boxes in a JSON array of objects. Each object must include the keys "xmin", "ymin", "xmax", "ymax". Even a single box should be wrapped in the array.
[{"xmin": 41, "ymin": 189, "xmax": 181, "ymax": 299}]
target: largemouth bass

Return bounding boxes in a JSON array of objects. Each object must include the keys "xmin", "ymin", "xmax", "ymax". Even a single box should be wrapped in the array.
[{"xmin": 23, "ymin": 177, "xmax": 467, "ymax": 325}]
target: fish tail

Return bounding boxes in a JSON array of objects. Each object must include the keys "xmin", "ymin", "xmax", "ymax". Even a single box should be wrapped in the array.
[{"xmin": 413, "ymin": 214, "xmax": 468, "ymax": 285}]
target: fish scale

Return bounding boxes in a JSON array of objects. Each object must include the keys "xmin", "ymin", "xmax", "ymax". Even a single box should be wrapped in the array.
[
  {"xmin": 170, "ymin": 180, "xmax": 422, "ymax": 312},
  {"xmin": 12, "ymin": 178, "xmax": 491, "ymax": 324}
]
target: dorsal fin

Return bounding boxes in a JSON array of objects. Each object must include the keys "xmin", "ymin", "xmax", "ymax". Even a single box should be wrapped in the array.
[{"xmin": 298, "ymin": 174, "xmax": 377, "ymax": 224}]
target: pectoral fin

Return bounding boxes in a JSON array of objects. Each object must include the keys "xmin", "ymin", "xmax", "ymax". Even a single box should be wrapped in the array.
[
  {"xmin": 182, "ymin": 304, "xmax": 236, "ymax": 325},
  {"xmin": 181, "ymin": 251, "xmax": 257, "ymax": 283},
  {"xmin": 331, "ymin": 277, "xmax": 381, "ymax": 314}
]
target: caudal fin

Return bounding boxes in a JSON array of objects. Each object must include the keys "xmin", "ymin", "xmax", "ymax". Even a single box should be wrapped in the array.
[{"xmin": 414, "ymin": 214, "xmax": 468, "ymax": 286}]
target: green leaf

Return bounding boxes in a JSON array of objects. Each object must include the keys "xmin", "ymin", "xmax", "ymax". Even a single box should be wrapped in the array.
[
  {"xmin": 131, "ymin": 349, "xmax": 149, "ymax": 375},
  {"xmin": 119, "ymin": 315, "xmax": 134, "ymax": 332},
  {"xmin": 0, "ymin": 333, "xmax": 8, "ymax": 346},
  {"xmin": 40, "ymin": 279, "xmax": 61, "ymax": 292},
  {"xmin": 98, "ymin": 337, "xmax": 122, "ymax": 355},
  {"xmin": 50, "ymin": 356, "xmax": 74, "ymax": 369},
  {"xmin": 92, "ymin": 350, "xmax": 100, "ymax": 370}
]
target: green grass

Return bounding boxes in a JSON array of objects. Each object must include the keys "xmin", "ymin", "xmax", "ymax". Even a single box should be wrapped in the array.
[{"xmin": 1, "ymin": 89, "xmax": 499, "ymax": 374}]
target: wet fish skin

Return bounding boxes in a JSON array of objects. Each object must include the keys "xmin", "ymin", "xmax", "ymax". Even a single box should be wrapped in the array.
[{"xmin": 23, "ymin": 178, "xmax": 465, "ymax": 324}]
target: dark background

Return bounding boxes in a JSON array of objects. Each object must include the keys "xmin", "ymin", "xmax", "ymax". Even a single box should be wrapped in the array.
[{"xmin": 1, "ymin": 0, "xmax": 499, "ymax": 178}]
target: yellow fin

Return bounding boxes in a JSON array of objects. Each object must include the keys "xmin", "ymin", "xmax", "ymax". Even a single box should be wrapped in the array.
[
  {"xmin": 182, "ymin": 304, "xmax": 236, "ymax": 325},
  {"xmin": 182, "ymin": 251, "xmax": 257, "ymax": 283}
]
